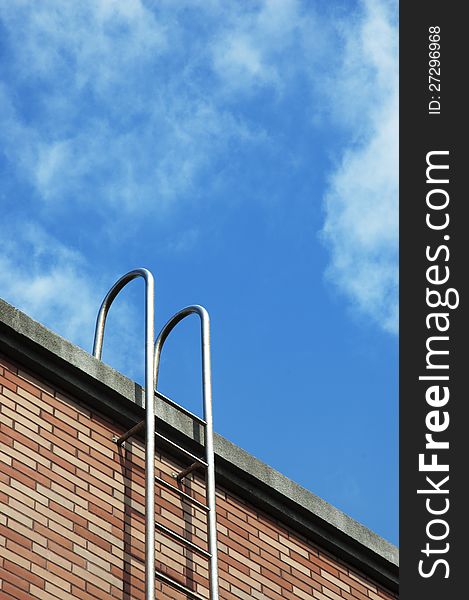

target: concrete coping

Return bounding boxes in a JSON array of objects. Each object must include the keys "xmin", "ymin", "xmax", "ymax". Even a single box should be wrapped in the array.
[{"xmin": 0, "ymin": 297, "xmax": 398, "ymax": 591}]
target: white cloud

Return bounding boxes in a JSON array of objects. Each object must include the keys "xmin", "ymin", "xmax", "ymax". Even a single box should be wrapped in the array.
[
  {"xmin": 0, "ymin": 222, "xmax": 143, "ymax": 379},
  {"xmin": 0, "ymin": 0, "xmax": 328, "ymax": 220},
  {"xmin": 0, "ymin": 0, "xmax": 398, "ymax": 339},
  {"xmin": 1, "ymin": 0, "xmax": 167, "ymax": 91},
  {"xmin": 321, "ymin": 0, "xmax": 398, "ymax": 333},
  {"xmin": 0, "ymin": 0, "xmax": 283, "ymax": 378},
  {"xmin": 164, "ymin": 228, "xmax": 200, "ymax": 254},
  {"xmin": 211, "ymin": 0, "xmax": 320, "ymax": 95},
  {"xmin": 0, "ymin": 223, "xmax": 98, "ymax": 346},
  {"xmin": 0, "ymin": 0, "xmax": 267, "ymax": 215}
]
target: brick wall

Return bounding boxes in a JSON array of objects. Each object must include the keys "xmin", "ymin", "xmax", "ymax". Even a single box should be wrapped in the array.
[{"xmin": 0, "ymin": 352, "xmax": 397, "ymax": 600}]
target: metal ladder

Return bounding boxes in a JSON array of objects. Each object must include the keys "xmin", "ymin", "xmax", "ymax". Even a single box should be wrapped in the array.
[{"xmin": 92, "ymin": 269, "xmax": 219, "ymax": 600}]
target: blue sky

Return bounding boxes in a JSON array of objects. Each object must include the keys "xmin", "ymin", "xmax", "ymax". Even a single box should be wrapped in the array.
[{"xmin": 0, "ymin": 0, "xmax": 398, "ymax": 544}]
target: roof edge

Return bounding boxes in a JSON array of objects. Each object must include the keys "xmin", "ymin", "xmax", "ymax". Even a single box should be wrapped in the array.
[{"xmin": 0, "ymin": 297, "xmax": 398, "ymax": 591}]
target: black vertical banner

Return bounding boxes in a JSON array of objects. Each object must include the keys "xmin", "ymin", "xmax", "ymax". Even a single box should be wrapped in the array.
[{"xmin": 400, "ymin": 3, "xmax": 466, "ymax": 599}]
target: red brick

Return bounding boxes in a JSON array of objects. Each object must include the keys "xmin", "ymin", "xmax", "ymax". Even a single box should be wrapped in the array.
[
  {"xmin": 2, "ymin": 581, "xmax": 33, "ymax": 600},
  {"xmin": 3, "ymin": 559, "xmax": 44, "ymax": 589}
]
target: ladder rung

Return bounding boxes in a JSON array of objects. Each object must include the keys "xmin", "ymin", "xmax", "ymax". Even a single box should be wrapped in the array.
[
  {"xmin": 156, "ymin": 432, "xmax": 208, "ymax": 468},
  {"xmin": 157, "ymin": 392, "xmax": 207, "ymax": 426},
  {"xmin": 155, "ymin": 522, "xmax": 211, "ymax": 559},
  {"xmin": 114, "ymin": 392, "xmax": 206, "ymax": 447},
  {"xmin": 155, "ymin": 476, "xmax": 209, "ymax": 512},
  {"xmin": 155, "ymin": 569, "xmax": 207, "ymax": 600},
  {"xmin": 115, "ymin": 425, "xmax": 209, "ymax": 469}
]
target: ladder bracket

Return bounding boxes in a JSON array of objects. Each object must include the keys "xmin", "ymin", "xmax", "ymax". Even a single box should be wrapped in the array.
[
  {"xmin": 173, "ymin": 461, "xmax": 205, "ymax": 483},
  {"xmin": 113, "ymin": 434, "xmax": 126, "ymax": 448}
]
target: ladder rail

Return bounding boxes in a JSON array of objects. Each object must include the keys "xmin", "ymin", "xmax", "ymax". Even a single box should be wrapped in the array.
[
  {"xmin": 92, "ymin": 268, "xmax": 156, "ymax": 600},
  {"xmin": 154, "ymin": 305, "xmax": 219, "ymax": 600}
]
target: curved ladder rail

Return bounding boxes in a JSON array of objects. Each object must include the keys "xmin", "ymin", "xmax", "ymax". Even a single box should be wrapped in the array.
[
  {"xmin": 153, "ymin": 306, "xmax": 219, "ymax": 600},
  {"xmin": 92, "ymin": 269, "xmax": 156, "ymax": 600},
  {"xmin": 116, "ymin": 305, "xmax": 220, "ymax": 600}
]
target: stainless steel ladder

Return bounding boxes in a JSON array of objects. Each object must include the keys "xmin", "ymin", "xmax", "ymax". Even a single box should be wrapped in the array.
[{"xmin": 92, "ymin": 270, "xmax": 219, "ymax": 600}]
